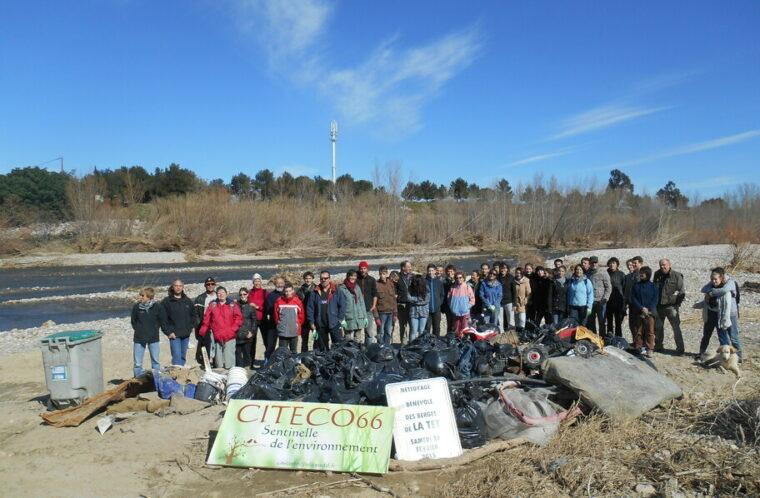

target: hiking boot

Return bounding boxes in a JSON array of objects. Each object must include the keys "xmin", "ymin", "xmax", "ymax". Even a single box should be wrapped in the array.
[{"xmin": 644, "ymin": 349, "xmax": 653, "ymax": 358}]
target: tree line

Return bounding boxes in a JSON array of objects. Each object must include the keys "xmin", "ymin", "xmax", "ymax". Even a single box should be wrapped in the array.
[{"xmin": 0, "ymin": 162, "xmax": 701, "ymax": 225}]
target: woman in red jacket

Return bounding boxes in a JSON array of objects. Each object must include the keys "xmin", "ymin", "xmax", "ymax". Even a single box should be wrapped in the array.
[{"xmin": 199, "ymin": 286, "xmax": 243, "ymax": 369}]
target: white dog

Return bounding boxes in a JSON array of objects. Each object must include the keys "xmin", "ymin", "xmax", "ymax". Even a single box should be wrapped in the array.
[{"xmin": 701, "ymin": 345, "xmax": 741, "ymax": 377}]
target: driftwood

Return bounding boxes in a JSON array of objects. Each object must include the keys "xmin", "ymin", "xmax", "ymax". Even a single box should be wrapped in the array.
[
  {"xmin": 41, "ymin": 374, "xmax": 154, "ymax": 427},
  {"xmin": 388, "ymin": 438, "xmax": 527, "ymax": 472}
]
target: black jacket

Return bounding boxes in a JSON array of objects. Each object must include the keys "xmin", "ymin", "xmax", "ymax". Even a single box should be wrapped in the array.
[
  {"xmin": 498, "ymin": 274, "xmax": 517, "ymax": 305},
  {"xmin": 194, "ymin": 292, "xmax": 216, "ymax": 331},
  {"xmin": 356, "ymin": 274, "xmax": 377, "ymax": 311},
  {"xmin": 549, "ymin": 278, "xmax": 568, "ymax": 313},
  {"xmin": 396, "ymin": 273, "xmax": 413, "ymax": 305},
  {"xmin": 236, "ymin": 299, "xmax": 258, "ymax": 343},
  {"xmin": 131, "ymin": 302, "xmax": 164, "ymax": 344},
  {"xmin": 531, "ymin": 277, "xmax": 552, "ymax": 312},
  {"xmin": 264, "ymin": 290, "xmax": 284, "ymax": 328},
  {"xmin": 160, "ymin": 293, "xmax": 195, "ymax": 338},
  {"xmin": 425, "ymin": 276, "xmax": 445, "ymax": 313},
  {"xmin": 442, "ymin": 277, "xmax": 456, "ymax": 312},
  {"xmin": 607, "ymin": 269, "xmax": 626, "ymax": 311}
]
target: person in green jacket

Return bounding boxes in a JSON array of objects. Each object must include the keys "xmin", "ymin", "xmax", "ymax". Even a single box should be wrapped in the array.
[{"xmin": 338, "ymin": 269, "xmax": 369, "ymax": 340}]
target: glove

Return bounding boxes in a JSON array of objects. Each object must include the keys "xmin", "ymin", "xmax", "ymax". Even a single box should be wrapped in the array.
[
  {"xmin": 488, "ymin": 305, "xmax": 496, "ymax": 312},
  {"xmin": 311, "ymin": 329, "xmax": 319, "ymax": 340},
  {"xmin": 586, "ymin": 308, "xmax": 592, "ymax": 316},
  {"xmin": 393, "ymin": 314, "xmax": 398, "ymax": 322},
  {"xmin": 340, "ymin": 320, "xmax": 348, "ymax": 329},
  {"xmin": 363, "ymin": 318, "xmax": 369, "ymax": 328},
  {"xmin": 375, "ymin": 318, "xmax": 382, "ymax": 327}
]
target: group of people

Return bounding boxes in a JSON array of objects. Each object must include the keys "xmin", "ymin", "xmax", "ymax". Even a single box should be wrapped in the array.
[{"xmin": 130, "ymin": 255, "xmax": 744, "ymax": 375}]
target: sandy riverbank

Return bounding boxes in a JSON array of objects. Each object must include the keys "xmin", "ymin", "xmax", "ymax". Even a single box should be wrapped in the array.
[{"xmin": 0, "ymin": 244, "xmax": 758, "ymax": 496}]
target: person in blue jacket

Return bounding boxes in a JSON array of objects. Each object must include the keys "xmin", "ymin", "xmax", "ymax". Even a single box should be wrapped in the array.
[
  {"xmin": 631, "ymin": 266, "xmax": 658, "ymax": 357},
  {"xmin": 479, "ymin": 270, "xmax": 503, "ymax": 326},
  {"xmin": 306, "ymin": 270, "xmax": 347, "ymax": 351},
  {"xmin": 566, "ymin": 264, "xmax": 594, "ymax": 326}
]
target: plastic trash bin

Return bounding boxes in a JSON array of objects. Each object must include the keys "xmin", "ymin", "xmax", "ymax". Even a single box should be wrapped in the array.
[{"xmin": 40, "ymin": 330, "xmax": 105, "ymax": 409}]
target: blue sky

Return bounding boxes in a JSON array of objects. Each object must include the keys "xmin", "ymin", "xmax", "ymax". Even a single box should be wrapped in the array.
[{"xmin": 1, "ymin": 1, "xmax": 758, "ymax": 199}]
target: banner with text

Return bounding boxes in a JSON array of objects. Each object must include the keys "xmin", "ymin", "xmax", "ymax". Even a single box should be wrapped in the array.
[
  {"xmin": 385, "ymin": 377, "xmax": 463, "ymax": 461},
  {"xmin": 207, "ymin": 400, "xmax": 395, "ymax": 473}
]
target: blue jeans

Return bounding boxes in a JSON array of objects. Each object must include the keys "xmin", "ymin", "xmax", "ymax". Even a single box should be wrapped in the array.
[
  {"xmin": 700, "ymin": 310, "xmax": 732, "ymax": 354},
  {"xmin": 169, "ymin": 336, "xmax": 190, "ymax": 366},
  {"xmin": 379, "ymin": 313, "xmax": 394, "ymax": 344},
  {"xmin": 568, "ymin": 306, "xmax": 588, "ymax": 327},
  {"xmin": 588, "ymin": 302, "xmax": 607, "ymax": 336},
  {"xmin": 409, "ymin": 316, "xmax": 428, "ymax": 342},
  {"xmin": 134, "ymin": 341, "xmax": 160, "ymax": 377},
  {"xmin": 730, "ymin": 315, "xmax": 743, "ymax": 359}
]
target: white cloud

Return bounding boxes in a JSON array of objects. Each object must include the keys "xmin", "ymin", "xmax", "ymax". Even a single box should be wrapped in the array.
[
  {"xmin": 507, "ymin": 148, "xmax": 575, "ymax": 167},
  {"xmin": 550, "ymin": 105, "xmax": 667, "ymax": 140},
  {"xmin": 603, "ymin": 129, "xmax": 760, "ymax": 170},
  {"xmin": 230, "ymin": 1, "xmax": 482, "ymax": 136},
  {"xmin": 682, "ymin": 176, "xmax": 739, "ymax": 190},
  {"xmin": 233, "ymin": 0, "xmax": 333, "ymax": 58}
]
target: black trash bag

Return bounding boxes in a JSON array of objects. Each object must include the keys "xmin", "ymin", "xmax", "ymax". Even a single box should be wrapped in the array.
[
  {"xmin": 557, "ymin": 316, "xmax": 579, "ymax": 330},
  {"xmin": 232, "ymin": 374, "xmax": 286, "ymax": 401},
  {"xmin": 361, "ymin": 372, "xmax": 405, "ymax": 405},
  {"xmin": 318, "ymin": 381, "xmax": 363, "ymax": 404},
  {"xmin": 406, "ymin": 333, "xmax": 448, "ymax": 352},
  {"xmin": 399, "ymin": 349, "xmax": 424, "ymax": 371},
  {"xmin": 473, "ymin": 340, "xmax": 493, "ymax": 354},
  {"xmin": 450, "ymin": 387, "xmax": 487, "ymax": 449},
  {"xmin": 381, "ymin": 359, "xmax": 405, "ymax": 375},
  {"xmin": 404, "ymin": 367, "xmax": 433, "ymax": 380},
  {"xmin": 366, "ymin": 343, "xmax": 396, "ymax": 362},
  {"xmin": 422, "ymin": 347, "xmax": 461, "ymax": 379},
  {"xmin": 289, "ymin": 378, "xmax": 316, "ymax": 397}
]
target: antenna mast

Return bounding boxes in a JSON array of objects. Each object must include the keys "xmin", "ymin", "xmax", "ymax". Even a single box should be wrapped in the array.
[{"xmin": 330, "ymin": 121, "xmax": 338, "ymax": 185}]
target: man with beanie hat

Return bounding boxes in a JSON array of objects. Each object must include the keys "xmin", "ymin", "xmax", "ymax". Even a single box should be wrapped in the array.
[{"xmin": 356, "ymin": 261, "xmax": 378, "ymax": 347}]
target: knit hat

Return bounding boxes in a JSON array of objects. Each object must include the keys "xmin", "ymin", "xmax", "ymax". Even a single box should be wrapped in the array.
[
  {"xmin": 358, "ymin": 261, "xmax": 369, "ymax": 269},
  {"xmin": 252, "ymin": 273, "xmax": 262, "ymax": 281}
]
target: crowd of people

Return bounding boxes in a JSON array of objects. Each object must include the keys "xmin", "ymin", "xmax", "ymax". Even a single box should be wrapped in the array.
[{"xmin": 129, "ymin": 256, "xmax": 744, "ymax": 375}]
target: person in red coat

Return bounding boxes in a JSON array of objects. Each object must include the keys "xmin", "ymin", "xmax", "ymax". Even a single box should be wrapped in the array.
[
  {"xmin": 273, "ymin": 283, "xmax": 305, "ymax": 353},
  {"xmin": 199, "ymin": 286, "xmax": 243, "ymax": 369}
]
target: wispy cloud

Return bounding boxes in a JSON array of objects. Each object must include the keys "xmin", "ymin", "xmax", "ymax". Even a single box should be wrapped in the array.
[
  {"xmin": 507, "ymin": 148, "xmax": 576, "ymax": 167},
  {"xmin": 682, "ymin": 176, "xmax": 739, "ymax": 190},
  {"xmin": 603, "ymin": 129, "xmax": 760, "ymax": 170},
  {"xmin": 230, "ymin": 0, "xmax": 482, "ymax": 136},
  {"xmin": 550, "ymin": 104, "xmax": 667, "ymax": 140},
  {"xmin": 233, "ymin": 0, "xmax": 333, "ymax": 58}
]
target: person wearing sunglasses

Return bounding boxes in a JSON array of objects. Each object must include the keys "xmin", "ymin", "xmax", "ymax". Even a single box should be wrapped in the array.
[
  {"xmin": 306, "ymin": 271, "xmax": 346, "ymax": 350},
  {"xmin": 193, "ymin": 276, "xmax": 217, "ymax": 366}
]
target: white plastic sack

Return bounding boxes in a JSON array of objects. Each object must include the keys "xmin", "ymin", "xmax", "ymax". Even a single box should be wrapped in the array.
[
  {"xmin": 543, "ymin": 346, "xmax": 682, "ymax": 422},
  {"xmin": 484, "ymin": 388, "xmax": 564, "ymax": 446}
]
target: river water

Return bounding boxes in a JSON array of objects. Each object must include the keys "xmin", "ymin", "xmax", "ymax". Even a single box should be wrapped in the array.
[{"xmin": 2, "ymin": 251, "xmax": 550, "ymax": 330}]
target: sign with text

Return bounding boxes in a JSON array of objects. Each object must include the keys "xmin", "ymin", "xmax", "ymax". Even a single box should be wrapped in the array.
[
  {"xmin": 207, "ymin": 400, "xmax": 394, "ymax": 473},
  {"xmin": 385, "ymin": 377, "xmax": 463, "ymax": 461}
]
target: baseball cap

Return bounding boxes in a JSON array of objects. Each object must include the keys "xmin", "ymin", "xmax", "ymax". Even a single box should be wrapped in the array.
[
  {"xmin": 358, "ymin": 261, "xmax": 369, "ymax": 269},
  {"xmin": 204, "ymin": 277, "xmax": 216, "ymax": 284}
]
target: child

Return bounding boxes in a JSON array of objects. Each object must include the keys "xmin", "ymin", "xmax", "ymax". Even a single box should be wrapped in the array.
[
  {"xmin": 131, "ymin": 287, "xmax": 163, "ymax": 377},
  {"xmin": 199, "ymin": 286, "xmax": 243, "ymax": 369},
  {"xmin": 631, "ymin": 266, "xmax": 658, "ymax": 357},
  {"xmin": 274, "ymin": 283, "xmax": 305, "ymax": 353}
]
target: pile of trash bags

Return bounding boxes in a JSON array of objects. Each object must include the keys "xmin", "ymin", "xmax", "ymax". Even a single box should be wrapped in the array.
[{"xmin": 231, "ymin": 319, "xmax": 683, "ymax": 450}]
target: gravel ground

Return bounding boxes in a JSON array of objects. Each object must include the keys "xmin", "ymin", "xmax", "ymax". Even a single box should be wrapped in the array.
[{"xmin": 3, "ymin": 244, "xmax": 758, "ymax": 357}]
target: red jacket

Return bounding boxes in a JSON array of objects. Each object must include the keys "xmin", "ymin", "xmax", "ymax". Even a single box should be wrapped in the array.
[
  {"xmin": 199, "ymin": 299, "xmax": 243, "ymax": 344},
  {"xmin": 249, "ymin": 287, "xmax": 268, "ymax": 322}
]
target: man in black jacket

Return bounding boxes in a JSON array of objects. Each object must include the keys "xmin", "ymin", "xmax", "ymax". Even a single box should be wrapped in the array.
[
  {"xmin": 550, "ymin": 266, "xmax": 568, "ymax": 325},
  {"xmin": 193, "ymin": 276, "xmax": 218, "ymax": 365},
  {"xmin": 653, "ymin": 259, "xmax": 686, "ymax": 354},
  {"xmin": 396, "ymin": 260, "xmax": 413, "ymax": 344},
  {"xmin": 424, "ymin": 264, "xmax": 445, "ymax": 335},
  {"xmin": 296, "ymin": 271, "xmax": 317, "ymax": 352},
  {"xmin": 161, "ymin": 279, "xmax": 195, "ymax": 366},
  {"xmin": 498, "ymin": 263, "xmax": 517, "ymax": 330},
  {"xmin": 605, "ymin": 257, "xmax": 627, "ymax": 337},
  {"xmin": 263, "ymin": 276, "xmax": 285, "ymax": 362},
  {"xmin": 357, "ymin": 261, "xmax": 378, "ymax": 346}
]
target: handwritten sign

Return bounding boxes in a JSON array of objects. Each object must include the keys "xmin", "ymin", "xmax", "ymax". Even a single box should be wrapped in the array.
[
  {"xmin": 385, "ymin": 377, "xmax": 462, "ymax": 461},
  {"xmin": 207, "ymin": 400, "xmax": 394, "ymax": 473}
]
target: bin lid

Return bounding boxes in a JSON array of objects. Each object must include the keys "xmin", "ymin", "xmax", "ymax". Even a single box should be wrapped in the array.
[{"xmin": 41, "ymin": 330, "xmax": 102, "ymax": 344}]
